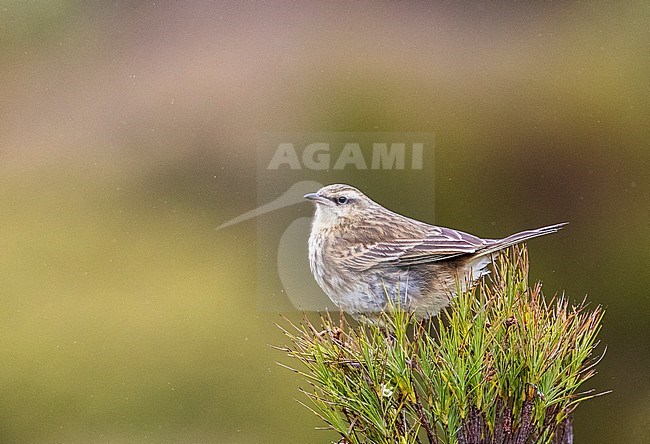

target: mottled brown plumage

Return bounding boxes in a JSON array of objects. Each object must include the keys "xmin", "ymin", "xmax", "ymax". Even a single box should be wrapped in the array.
[{"xmin": 305, "ymin": 184, "xmax": 566, "ymax": 322}]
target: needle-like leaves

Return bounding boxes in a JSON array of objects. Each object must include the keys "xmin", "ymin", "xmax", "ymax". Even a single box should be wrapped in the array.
[{"xmin": 277, "ymin": 247, "xmax": 606, "ymax": 443}]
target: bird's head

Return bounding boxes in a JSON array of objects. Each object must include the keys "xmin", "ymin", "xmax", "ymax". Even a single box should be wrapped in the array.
[{"xmin": 304, "ymin": 184, "xmax": 374, "ymax": 228}]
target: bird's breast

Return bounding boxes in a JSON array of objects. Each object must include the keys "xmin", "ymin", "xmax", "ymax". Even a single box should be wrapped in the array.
[{"xmin": 308, "ymin": 228, "xmax": 356, "ymax": 297}]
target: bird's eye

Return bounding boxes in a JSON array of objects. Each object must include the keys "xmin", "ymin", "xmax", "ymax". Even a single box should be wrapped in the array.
[{"xmin": 336, "ymin": 196, "xmax": 348, "ymax": 205}]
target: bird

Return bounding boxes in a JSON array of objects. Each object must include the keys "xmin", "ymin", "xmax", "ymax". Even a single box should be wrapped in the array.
[{"xmin": 304, "ymin": 184, "xmax": 566, "ymax": 322}]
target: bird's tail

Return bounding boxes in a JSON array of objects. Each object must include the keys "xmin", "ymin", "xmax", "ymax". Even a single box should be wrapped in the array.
[{"xmin": 477, "ymin": 222, "xmax": 568, "ymax": 257}]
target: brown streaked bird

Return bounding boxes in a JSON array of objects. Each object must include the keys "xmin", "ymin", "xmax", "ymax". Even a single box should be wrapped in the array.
[{"xmin": 304, "ymin": 184, "xmax": 566, "ymax": 322}]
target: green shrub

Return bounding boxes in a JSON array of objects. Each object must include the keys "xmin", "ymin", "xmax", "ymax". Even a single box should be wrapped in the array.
[{"xmin": 278, "ymin": 247, "xmax": 606, "ymax": 444}]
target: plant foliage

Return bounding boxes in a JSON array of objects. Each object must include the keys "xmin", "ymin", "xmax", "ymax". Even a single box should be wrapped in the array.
[{"xmin": 277, "ymin": 248, "xmax": 606, "ymax": 444}]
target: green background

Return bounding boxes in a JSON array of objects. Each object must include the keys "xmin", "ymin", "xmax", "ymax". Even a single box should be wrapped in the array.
[{"xmin": 1, "ymin": 2, "xmax": 648, "ymax": 443}]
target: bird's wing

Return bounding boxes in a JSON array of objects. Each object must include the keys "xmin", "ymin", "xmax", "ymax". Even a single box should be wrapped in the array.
[{"xmin": 345, "ymin": 226, "xmax": 489, "ymax": 271}]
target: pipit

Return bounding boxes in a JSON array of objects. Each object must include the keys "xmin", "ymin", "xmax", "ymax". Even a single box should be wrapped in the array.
[{"xmin": 304, "ymin": 184, "xmax": 566, "ymax": 322}]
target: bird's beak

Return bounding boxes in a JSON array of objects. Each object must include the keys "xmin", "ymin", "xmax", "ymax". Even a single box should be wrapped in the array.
[{"xmin": 304, "ymin": 192, "xmax": 330, "ymax": 205}]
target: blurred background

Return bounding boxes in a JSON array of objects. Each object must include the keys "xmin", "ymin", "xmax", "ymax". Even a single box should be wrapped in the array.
[{"xmin": 1, "ymin": 1, "xmax": 648, "ymax": 443}]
